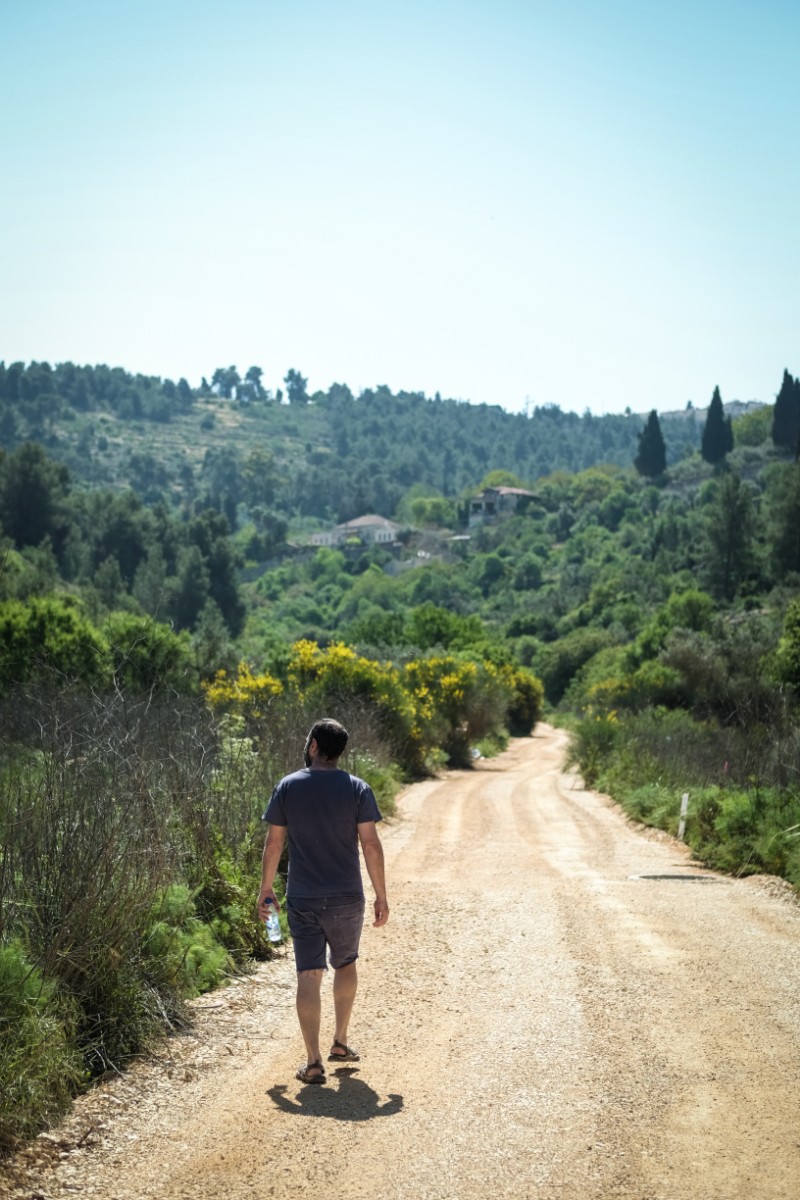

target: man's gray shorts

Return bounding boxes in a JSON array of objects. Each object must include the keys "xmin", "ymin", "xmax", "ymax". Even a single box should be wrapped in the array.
[{"xmin": 286, "ymin": 895, "xmax": 365, "ymax": 972}]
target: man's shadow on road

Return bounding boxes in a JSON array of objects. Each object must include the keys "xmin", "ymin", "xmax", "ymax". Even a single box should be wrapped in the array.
[{"xmin": 268, "ymin": 1068, "xmax": 403, "ymax": 1121}]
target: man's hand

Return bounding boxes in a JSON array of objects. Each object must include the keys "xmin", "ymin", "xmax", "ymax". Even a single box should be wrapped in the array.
[
  {"xmin": 259, "ymin": 825, "xmax": 287, "ymax": 922},
  {"xmin": 358, "ymin": 822, "xmax": 388, "ymax": 927},
  {"xmin": 258, "ymin": 891, "xmax": 280, "ymax": 922},
  {"xmin": 373, "ymin": 896, "xmax": 389, "ymax": 927}
]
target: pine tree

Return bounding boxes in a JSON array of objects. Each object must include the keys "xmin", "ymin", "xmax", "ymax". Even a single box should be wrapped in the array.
[
  {"xmin": 701, "ymin": 386, "xmax": 733, "ymax": 465},
  {"xmin": 771, "ymin": 369, "xmax": 800, "ymax": 450},
  {"xmin": 634, "ymin": 410, "xmax": 667, "ymax": 478}
]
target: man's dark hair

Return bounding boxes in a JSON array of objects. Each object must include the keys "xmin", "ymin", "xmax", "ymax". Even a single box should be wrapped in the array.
[{"xmin": 305, "ymin": 718, "xmax": 349, "ymax": 763}]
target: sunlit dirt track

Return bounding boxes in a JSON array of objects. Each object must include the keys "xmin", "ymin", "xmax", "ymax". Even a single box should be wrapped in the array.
[{"xmin": 4, "ymin": 726, "xmax": 800, "ymax": 1200}]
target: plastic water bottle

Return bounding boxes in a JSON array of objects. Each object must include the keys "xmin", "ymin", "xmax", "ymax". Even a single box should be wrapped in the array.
[{"xmin": 264, "ymin": 901, "xmax": 281, "ymax": 943}]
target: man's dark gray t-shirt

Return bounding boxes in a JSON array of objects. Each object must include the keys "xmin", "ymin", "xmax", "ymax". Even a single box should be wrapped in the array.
[{"xmin": 263, "ymin": 768, "xmax": 382, "ymax": 898}]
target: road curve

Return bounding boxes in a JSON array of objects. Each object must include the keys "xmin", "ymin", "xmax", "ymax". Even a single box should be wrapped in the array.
[{"xmin": 4, "ymin": 726, "xmax": 800, "ymax": 1200}]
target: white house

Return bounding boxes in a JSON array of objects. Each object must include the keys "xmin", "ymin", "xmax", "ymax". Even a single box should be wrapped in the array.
[{"xmin": 308, "ymin": 514, "xmax": 402, "ymax": 548}]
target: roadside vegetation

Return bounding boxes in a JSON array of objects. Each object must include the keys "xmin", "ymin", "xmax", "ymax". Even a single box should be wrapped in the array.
[
  {"xmin": 2, "ymin": 356, "xmax": 800, "ymax": 1152},
  {"xmin": 0, "ymin": 625, "xmax": 541, "ymax": 1153}
]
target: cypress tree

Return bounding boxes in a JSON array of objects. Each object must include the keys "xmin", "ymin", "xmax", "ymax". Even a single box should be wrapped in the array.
[
  {"xmin": 701, "ymin": 386, "xmax": 733, "ymax": 464},
  {"xmin": 771, "ymin": 369, "xmax": 800, "ymax": 450},
  {"xmin": 634, "ymin": 410, "xmax": 667, "ymax": 478}
]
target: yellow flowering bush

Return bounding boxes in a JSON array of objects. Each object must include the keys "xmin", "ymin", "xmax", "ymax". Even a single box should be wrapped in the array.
[
  {"xmin": 203, "ymin": 642, "xmax": 544, "ymax": 775},
  {"xmin": 499, "ymin": 665, "xmax": 545, "ymax": 736},
  {"xmin": 202, "ymin": 662, "xmax": 283, "ymax": 717},
  {"xmin": 287, "ymin": 641, "xmax": 423, "ymax": 772},
  {"xmin": 404, "ymin": 654, "xmax": 513, "ymax": 765}
]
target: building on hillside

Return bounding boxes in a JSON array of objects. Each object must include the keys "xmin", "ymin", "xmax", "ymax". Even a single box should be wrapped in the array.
[
  {"xmin": 308, "ymin": 514, "xmax": 402, "ymax": 548},
  {"xmin": 468, "ymin": 486, "xmax": 534, "ymax": 527},
  {"xmin": 659, "ymin": 399, "xmax": 767, "ymax": 422}
]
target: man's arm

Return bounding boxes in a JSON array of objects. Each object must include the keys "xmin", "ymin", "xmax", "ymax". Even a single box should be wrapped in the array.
[
  {"xmin": 258, "ymin": 824, "xmax": 286, "ymax": 921},
  {"xmin": 358, "ymin": 821, "xmax": 389, "ymax": 927}
]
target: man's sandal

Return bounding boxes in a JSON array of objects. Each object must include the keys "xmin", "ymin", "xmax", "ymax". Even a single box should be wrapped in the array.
[
  {"xmin": 296, "ymin": 1061, "xmax": 326, "ymax": 1084},
  {"xmin": 327, "ymin": 1040, "xmax": 360, "ymax": 1062}
]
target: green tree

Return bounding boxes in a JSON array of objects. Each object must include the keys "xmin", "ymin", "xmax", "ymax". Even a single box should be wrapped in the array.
[
  {"xmin": 629, "ymin": 588, "xmax": 716, "ymax": 666},
  {"xmin": 103, "ymin": 612, "xmax": 194, "ymax": 693},
  {"xmin": 704, "ymin": 473, "xmax": 756, "ymax": 600},
  {"xmin": 733, "ymin": 406, "xmax": 771, "ymax": 447},
  {"xmin": 240, "ymin": 508, "xmax": 288, "ymax": 561},
  {"xmin": 512, "ymin": 553, "xmax": 544, "ymax": 591},
  {"xmin": 192, "ymin": 599, "xmax": 236, "ymax": 679},
  {"xmin": 0, "ymin": 443, "xmax": 71, "ymax": 552},
  {"xmin": 478, "ymin": 469, "xmax": 524, "ymax": 489},
  {"xmin": 26, "ymin": 392, "xmax": 62, "ymax": 439},
  {"xmin": 0, "ymin": 596, "xmax": 108, "ymax": 692},
  {"xmin": 187, "ymin": 510, "xmax": 245, "ymax": 635},
  {"xmin": 0, "ymin": 542, "xmax": 59, "ymax": 601},
  {"xmin": 241, "ymin": 365, "xmax": 265, "ymax": 402},
  {"xmin": 535, "ymin": 627, "xmax": 613, "ymax": 705},
  {"xmin": 284, "ymin": 369, "xmax": 308, "ymax": 405},
  {"xmin": 132, "ymin": 545, "xmax": 171, "ymax": 617},
  {"xmin": 176, "ymin": 377, "xmax": 194, "ymax": 408},
  {"xmin": 468, "ymin": 553, "xmax": 508, "ymax": 596},
  {"xmin": 241, "ymin": 448, "xmax": 278, "ymax": 509},
  {"xmin": 771, "ymin": 370, "xmax": 800, "ymax": 452},
  {"xmin": 199, "ymin": 446, "xmax": 241, "ymax": 529},
  {"xmin": 0, "ymin": 362, "xmax": 24, "ymax": 405},
  {"xmin": 766, "ymin": 464, "xmax": 800, "ymax": 580},
  {"xmin": 0, "ymin": 405, "xmax": 18, "ymax": 443},
  {"xmin": 92, "ymin": 556, "xmax": 128, "ymax": 611},
  {"xmin": 634, "ymin": 411, "xmax": 667, "ymax": 478},
  {"xmin": 404, "ymin": 603, "xmax": 485, "ymax": 651},
  {"xmin": 211, "ymin": 366, "xmax": 241, "ymax": 400},
  {"xmin": 308, "ymin": 546, "xmax": 348, "ymax": 584},
  {"xmin": 701, "ymin": 386, "xmax": 733, "ymax": 465},
  {"xmin": 408, "ymin": 495, "xmax": 457, "ymax": 527},
  {"xmin": 172, "ymin": 544, "xmax": 211, "ymax": 630},
  {"xmin": 346, "ymin": 609, "xmax": 406, "ymax": 648},
  {"xmin": 88, "ymin": 492, "xmax": 151, "ymax": 585}
]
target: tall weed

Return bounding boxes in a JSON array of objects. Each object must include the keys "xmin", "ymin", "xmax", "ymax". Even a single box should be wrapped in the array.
[
  {"xmin": 0, "ymin": 942, "xmax": 83, "ymax": 1153},
  {"xmin": 0, "ymin": 685, "xmax": 237, "ymax": 1076}
]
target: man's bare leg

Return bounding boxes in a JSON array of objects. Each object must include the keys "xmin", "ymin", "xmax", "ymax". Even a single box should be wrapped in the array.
[
  {"xmin": 331, "ymin": 961, "xmax": 358, "ymax": 1055},
  {"xmin": 296, "ymin": 969, "xmax": 324, "ymax": 1075}
]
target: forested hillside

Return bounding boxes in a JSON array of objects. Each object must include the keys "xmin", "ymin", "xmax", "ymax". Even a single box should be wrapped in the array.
[
  {"xmin": 0, "ymin": 357, "xmax": 795, "ymax": 694},
  {"xmin": 0, "ymin": 359, "xmax": 711, "ymax": 524}
]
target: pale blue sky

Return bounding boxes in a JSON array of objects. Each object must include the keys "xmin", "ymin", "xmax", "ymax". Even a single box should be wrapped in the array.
[{"xmin": 1, "ymin": 0, "xmax": 798, "ymax": 414}]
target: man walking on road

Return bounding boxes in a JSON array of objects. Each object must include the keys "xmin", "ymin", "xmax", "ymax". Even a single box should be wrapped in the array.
[{"xmin": 258, "ymin": 718, "xmax": 389, "ymax": 1085}]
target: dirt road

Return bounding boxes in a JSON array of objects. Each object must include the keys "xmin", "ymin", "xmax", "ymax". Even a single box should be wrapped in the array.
[{"xmin": 4, "ymin": 726, "xmax": 800, "ymax": 1200}]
